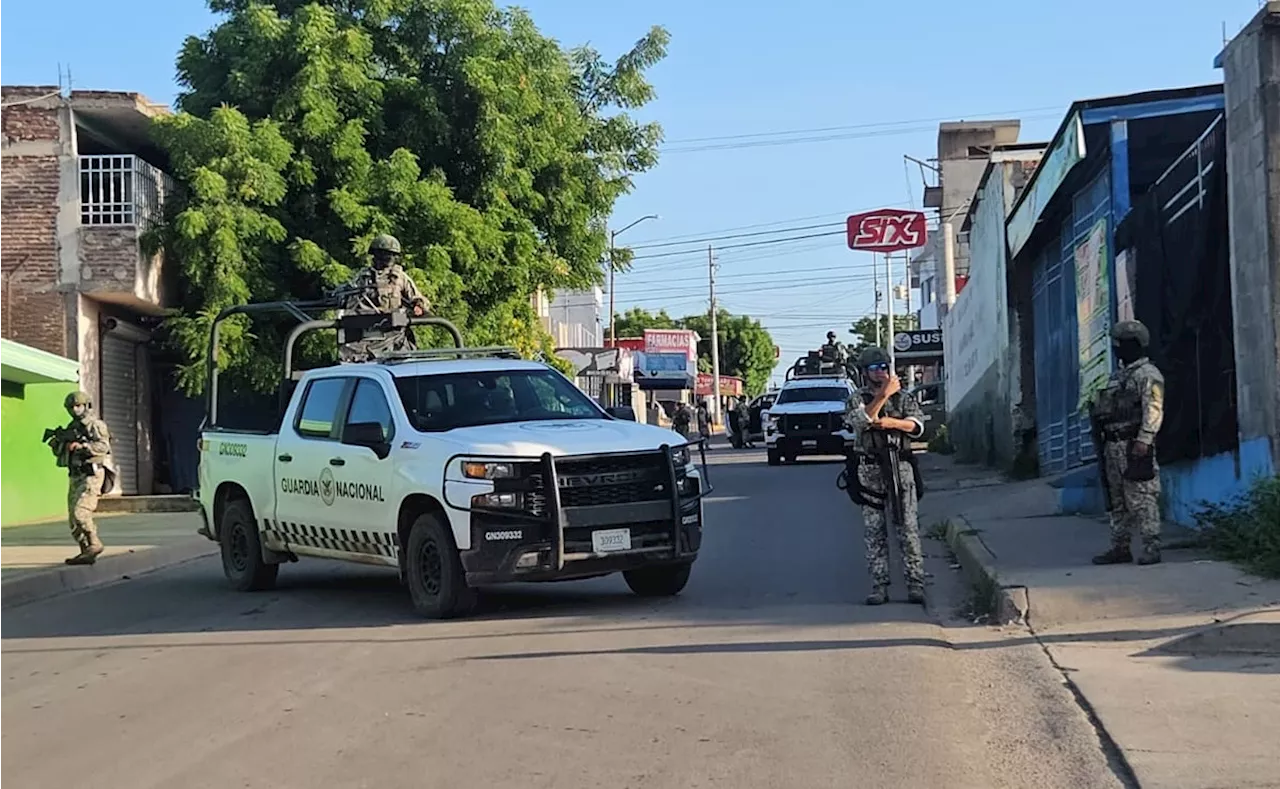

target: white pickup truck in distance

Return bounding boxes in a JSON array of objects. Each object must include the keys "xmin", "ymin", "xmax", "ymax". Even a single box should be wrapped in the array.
[{"xmin": 196, "ymin": 302, "xmax": 706, "ymax": 619}]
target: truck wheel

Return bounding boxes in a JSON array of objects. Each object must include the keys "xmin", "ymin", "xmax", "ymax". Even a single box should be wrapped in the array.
[
  {"xmin": 219, "ymin": 498, "xmax": 278, "ymax": 592},
  {"xmin": 624, "ymin": 563, "xmax": 692, "ymax": 597},
  {"xmin": 767, "ymin": 449, "xmax": 781, "ymax": 466},
  {"xmin": 405, "ymin": 512, "xmax": 475, "ymax": 619}
]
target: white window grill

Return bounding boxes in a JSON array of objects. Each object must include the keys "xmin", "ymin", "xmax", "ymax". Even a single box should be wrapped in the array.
[{"xmin": 79, "ymin": 154, "xmax": 173, "ymax": 229}]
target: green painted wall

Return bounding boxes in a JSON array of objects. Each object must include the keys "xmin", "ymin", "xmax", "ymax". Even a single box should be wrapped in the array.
[{"xmin": 2, "ymin": 381, "xmax": 78, "ymax": 526}]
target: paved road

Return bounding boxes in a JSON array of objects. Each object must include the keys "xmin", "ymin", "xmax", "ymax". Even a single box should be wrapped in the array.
[{"xmin": 3, "ymin": 448, "xmax": 1124, "ymax": 788}]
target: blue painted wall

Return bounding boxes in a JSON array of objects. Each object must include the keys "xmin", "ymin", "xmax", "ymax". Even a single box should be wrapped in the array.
[{"xmin": 1056, "ymin": 436, "xmax": 1275, "ymax": 526}]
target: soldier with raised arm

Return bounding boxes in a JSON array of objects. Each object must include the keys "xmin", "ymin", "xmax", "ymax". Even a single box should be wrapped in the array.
[{"xmin": 843, "ymin": 347, "xmax": 927, "ymax": 605}]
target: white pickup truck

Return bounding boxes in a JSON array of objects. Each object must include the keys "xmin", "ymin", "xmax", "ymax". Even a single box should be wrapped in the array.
[{"xmin": 195, "ymin": 302, "xmax": 706, "ymax": 619}]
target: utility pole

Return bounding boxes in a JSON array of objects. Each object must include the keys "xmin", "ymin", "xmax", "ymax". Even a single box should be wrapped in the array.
[
  {"xmin": 606, "ymin": 214, "xmax": 659, "ymax": 347},
  {"xmin": 708, "ymin": 245, "xmax": 722, "ymax": 427},
  {"xmin": 885, "ymin": 249, "xmax": 895, "ymax": 370},
  {"xmin": 904, "ymin": 250, "xmax": 915, "ymax": 385},
  {"xmin": 873, "ymin": 253, "xmax": 881, "ymax": 347},
  {"xmin": 608, "ymin": 229, "xmax": 617, "ymax": 346}
]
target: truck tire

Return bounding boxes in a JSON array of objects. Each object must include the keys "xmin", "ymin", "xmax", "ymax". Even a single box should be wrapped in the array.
[
  {"xmin": 219, "ymin": 498, "xmax": 279, "ymax": 592},
  {"xmin": 624, "ymin": 563, "xmax": 692, "ymax": 597},
  {"xmin": 405, "ymin": 512, "xmax": 475, "ymax": 619},
  {"xmin": 767, "ymin": 448, "xmax": 781, "ymax": 466}
]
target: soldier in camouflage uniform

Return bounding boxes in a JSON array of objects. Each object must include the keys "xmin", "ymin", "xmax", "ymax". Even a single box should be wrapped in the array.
[
  {"xmin": 734, "ymin": 397, "xmax": 752, "ymax": 448},
  {"xmin": 844, "ymin": 347, "xmax": 927, "ymax": 605},
  {"xmin": 339, "ymin": 233, "xmax": 430, "ymax": 362},
  {"xmin": 53, "ymin": 391, "xmax": 117, "ymax": 565},
  {"xmin": 1091, "ymin": 320, "xmax": 1165, "ymax": 565}
]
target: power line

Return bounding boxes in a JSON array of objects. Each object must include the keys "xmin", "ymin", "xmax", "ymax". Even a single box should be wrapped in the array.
[
  {"xmin": 631, "ymin": 229, "xmax": 846, "ymax": 261},
  {"xmin": 629, "ymin": 221, "xmax": 842, "ymax": 251},
  {"xmin": 661, "ymin": 113, "xmax": 1060, "ymax": 154},
  {"xmin": 660, "ymin": 105, "xmax": 1063, "ymax": 146},
  {"xmin": 616, "ymin": 201, "xmax": 913, "ymax": 249}
]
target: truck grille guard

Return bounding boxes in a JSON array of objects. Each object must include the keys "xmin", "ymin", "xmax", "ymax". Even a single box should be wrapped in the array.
[{"xmin": 457, "ymin": 445, "xmax": 710, "ymax": 572}]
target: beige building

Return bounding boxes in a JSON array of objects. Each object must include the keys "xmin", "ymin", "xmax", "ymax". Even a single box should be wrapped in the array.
[{"xmin": 2, "ymin": 86, "xmax": 175, "ymax": 494}]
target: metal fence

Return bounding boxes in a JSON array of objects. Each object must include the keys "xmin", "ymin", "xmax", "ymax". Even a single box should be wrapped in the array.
[{"xmin": 79, "ymin": 154, "xmax": 173, "ymax": 229}]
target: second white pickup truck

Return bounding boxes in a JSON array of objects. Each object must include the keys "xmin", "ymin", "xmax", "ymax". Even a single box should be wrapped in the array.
[{"xmin": 196, "ymin": 303, "xmax": 706, "ymax": 619}]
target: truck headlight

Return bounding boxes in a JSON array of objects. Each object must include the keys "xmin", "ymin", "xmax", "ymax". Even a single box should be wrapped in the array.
[
  {"xmin": 472, "ymin": 492, "xmax": 524, "ymax": 509},
  {"xmin": 765, "ymin": 415, "xmax": 778, "ymax": 431},
  {"xmin": 671, "ymin": 445, "xmax": 691, "ymax": 468},
  {"xmin": 462, "ymin": 461, "xmax": 519, "ymax": 480}
]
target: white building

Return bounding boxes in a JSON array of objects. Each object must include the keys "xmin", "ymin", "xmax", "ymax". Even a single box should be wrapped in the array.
[{"xmin": 533, "ymin": 287, "xmax": 603, "ymax": 348}]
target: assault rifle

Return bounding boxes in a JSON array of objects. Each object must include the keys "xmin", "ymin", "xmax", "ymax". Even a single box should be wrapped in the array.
[
  {"xmin": 1087, "ymin": 402, "xmax": 1114, "ymax": 512},
  {"xmin": 838, "ymin": 428, "xmax": 907, "ymax": 528},
  {"xmin": 42, "ymin": 425, "xmax": 78, "ymax": 468}
]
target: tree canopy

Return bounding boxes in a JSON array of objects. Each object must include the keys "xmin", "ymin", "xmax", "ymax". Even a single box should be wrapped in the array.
[
  {"xmin": 614, "ymin": 308, "xmax": 776, "ymax": 396},
  {"xmin": 155, "ymin": 0, "xmax": 669, "ymax": 393},
  {"xmin": 847, "ymin": 314, "xmax": 916, "ymax": 359}
]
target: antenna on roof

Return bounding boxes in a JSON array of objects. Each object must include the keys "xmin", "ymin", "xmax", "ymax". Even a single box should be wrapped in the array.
[{"xmin": 57, "ymin": 64, "xmax": 73, "ymax": 97}]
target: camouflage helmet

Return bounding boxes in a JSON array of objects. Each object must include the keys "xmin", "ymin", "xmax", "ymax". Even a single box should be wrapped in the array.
[
  {"xmin": 1110, "ymin": 320, "xmax": 1150, "ymax": 348},
  {"xmin": 857, "ymin": 346, "xmax": 891, "ymax": 368},
  {"xmin": 64, "ymin": 391, "xmax": 92, "ymax": 410},
  {"xmin": 369, "ymin": 234, "xmax": 402, "ymax": 255}
]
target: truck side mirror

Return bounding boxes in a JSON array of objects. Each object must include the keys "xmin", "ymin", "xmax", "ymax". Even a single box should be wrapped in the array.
[
  {"xmin": 605, "ymin": 405, "xmax": 637, "ymax": 421},
  {"xmin": 343, "ymin": 421, "xmax": 391, "ymax": 459}
]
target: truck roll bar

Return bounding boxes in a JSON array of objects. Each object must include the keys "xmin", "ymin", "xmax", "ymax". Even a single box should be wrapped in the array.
[{"xmin": 205, "ymin": 298, "xmax": 463, "ymax": 428}]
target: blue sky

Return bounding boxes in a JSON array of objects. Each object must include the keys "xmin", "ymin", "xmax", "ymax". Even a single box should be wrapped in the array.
[{"xmin": 2, "ymin": 0, "xmax": 1262, "ymax": 383}]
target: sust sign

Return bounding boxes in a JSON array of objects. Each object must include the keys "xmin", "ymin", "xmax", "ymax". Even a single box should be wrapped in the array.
[{"xmin": 846, "ymin": 208, "xmax": 928, "ymax": 252}]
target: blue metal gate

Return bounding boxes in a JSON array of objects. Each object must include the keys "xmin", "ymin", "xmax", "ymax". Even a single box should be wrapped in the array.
[{"xmin": 1032, "ymin": 170, "xmax": 1111, "ymax": 474}]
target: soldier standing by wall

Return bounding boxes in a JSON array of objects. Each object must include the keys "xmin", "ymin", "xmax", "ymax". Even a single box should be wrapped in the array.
[
  {"xmin": 50, "ymin": 392, "xmax": 117, "ymax": 565},
  {"xmin": 339, "ymin": 234, "xmax": 429, "ymax": 361},
  {"xmin": 844, "ymin": 347, "xmax": 927, "ymax": 605},
  {"xmin": 1090, "ymin": 320, "xmax": 1166, "ymax": 565}
]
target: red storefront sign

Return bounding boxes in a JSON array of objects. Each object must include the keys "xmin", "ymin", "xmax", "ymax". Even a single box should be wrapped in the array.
[
  {"xmin": 846, "ymin": 208, "xmax": 928, "ymax": 252},
  {"xmin": 695, "ymin": 373, "xmax": 743, "ymax": 397}
]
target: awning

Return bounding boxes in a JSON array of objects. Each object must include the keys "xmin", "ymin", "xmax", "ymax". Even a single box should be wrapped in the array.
[{"xmin": 1, "ymin": 339, "xmax": 80, "ymax": 384}]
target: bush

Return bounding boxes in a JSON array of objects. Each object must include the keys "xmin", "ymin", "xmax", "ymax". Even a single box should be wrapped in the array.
[
  {"xmin": 928, "ymin": 423, "xmax": 955, "ymax": 455},
  {"xmin": 1195, "ymin": 475, "xmax": 1280, "ymax": 578}
]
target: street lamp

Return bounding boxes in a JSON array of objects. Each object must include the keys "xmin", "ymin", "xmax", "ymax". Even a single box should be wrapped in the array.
[{"xmin": 607, "ymin": 214, "xmax": 658, "ymax": 346}]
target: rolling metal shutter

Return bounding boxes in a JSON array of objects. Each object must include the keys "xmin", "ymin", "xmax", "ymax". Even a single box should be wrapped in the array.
[{"xmin": 101, "ymin": 333, "xmax": 139, "ymax": 494}]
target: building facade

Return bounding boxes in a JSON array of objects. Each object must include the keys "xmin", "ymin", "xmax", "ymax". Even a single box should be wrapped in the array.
[
  {"xmin": 942, "ymin": 145, "xmax": 1044, "ymax": 469},
  {"xmin": 2, "ymin": 86, "xmax": 175, "ymax": 498}
]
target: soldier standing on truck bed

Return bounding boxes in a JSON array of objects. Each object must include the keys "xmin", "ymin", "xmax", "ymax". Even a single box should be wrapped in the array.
[{"xmin": 339, "ymin": 234, "xmax": 430, "ymax": 362}]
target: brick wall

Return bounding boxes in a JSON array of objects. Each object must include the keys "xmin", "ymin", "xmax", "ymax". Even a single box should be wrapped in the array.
[
  {"xmin": 79, "ymin": 227, "xmax": 141, "ymax": 296},
  {"xmin": 1, "ymin": 93, "xmax": 69, "ymax": 356}
]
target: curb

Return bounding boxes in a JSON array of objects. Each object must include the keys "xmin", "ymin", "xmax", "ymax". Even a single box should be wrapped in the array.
[
  {"xmin": 1, "ymin": 538, "xmax": 218, "ymax": 610},
  {"xmin": 944, "ymin": 515, "xmax": 1029, "ymax": 625},
  {"xmin": 98, "ymin": 495, "xmax": 201, "ymax": 514}
]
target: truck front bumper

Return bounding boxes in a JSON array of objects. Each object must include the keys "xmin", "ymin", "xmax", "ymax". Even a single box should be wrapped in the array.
[{"xmin": 455, "ymin": 448, "xmax": 704, "ymax": 585}]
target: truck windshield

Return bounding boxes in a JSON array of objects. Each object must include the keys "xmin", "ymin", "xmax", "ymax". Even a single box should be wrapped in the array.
[
  {"xmin": 394, "ymin": 369, "xmax": 607, "ymax": 431},
  {"xmin": 775, "ymin": 386, "xmax": 849, "ymax": 404}
]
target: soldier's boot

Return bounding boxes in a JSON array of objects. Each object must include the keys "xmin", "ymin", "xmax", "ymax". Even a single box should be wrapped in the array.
[
  {"xmin": 1137, "ymin": 540, "xmax": 1162, "ymax": 565},
  {"xmin": 1091, "ymin": 545, "xmax": 1133, "ymax": 565},
  {"xmin": 865, "ymin": 586, "xmax": 889, "ymax": 606},
  {"xmin": 906, "ymin": 584, "xmax": 926, "ymax": 605}
]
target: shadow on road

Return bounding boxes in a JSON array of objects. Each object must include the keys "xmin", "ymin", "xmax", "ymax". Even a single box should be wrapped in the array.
[{"xmin": 5, "ymin": 448, "xmax": 909, "ymax": 642}]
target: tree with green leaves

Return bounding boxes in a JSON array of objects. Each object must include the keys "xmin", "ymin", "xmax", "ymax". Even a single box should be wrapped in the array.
[
  {"xmin": 611, "ymin": 308, "xmax": 776, "ymax": 396},
  {"xmin": 847, "ymin": 314, "xmax": 916, "ymax": 358},
  {"xmin": 155, "ymin": 0, "xmax": 669, "ymax": 394},
  {"xmin": 612, "ymin": 307, "xmax": 678, "ymax": 338}
]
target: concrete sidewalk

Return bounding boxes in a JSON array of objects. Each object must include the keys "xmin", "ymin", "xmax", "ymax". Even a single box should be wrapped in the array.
[
  {"xmin": 918, "ymin": 453, "xmax": 1280, "ymax": 789},
  {"xmin": 1, "ymin": 511, "xmax": 215, "ymax": 608}
]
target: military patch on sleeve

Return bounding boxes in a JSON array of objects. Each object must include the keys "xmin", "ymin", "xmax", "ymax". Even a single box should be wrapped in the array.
[{"xmin": 1149, "ymin": 382, "xmax": 1164, "ymax": 406}]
